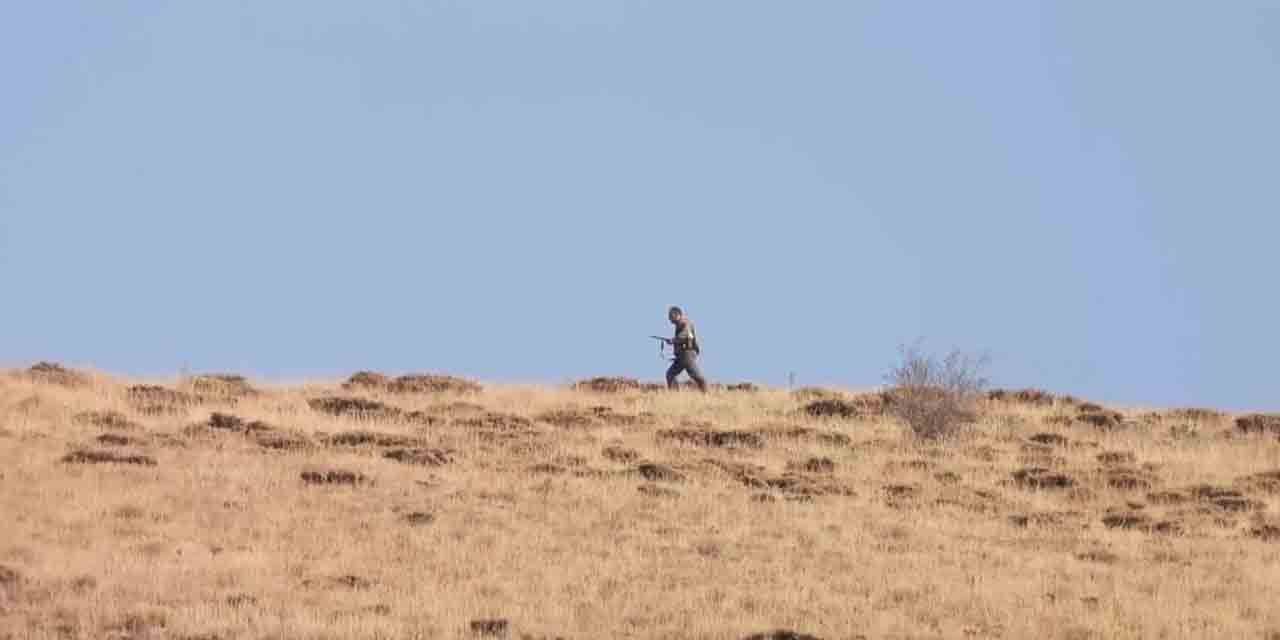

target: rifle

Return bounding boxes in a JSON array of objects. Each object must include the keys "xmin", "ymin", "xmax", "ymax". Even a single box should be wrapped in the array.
[{"xmin": 649, "ymin": 335, "xmax": 673, "ymax": 361}]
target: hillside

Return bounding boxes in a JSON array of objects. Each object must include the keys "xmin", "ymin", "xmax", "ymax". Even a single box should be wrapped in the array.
[{"xmin": 2, "ymin": 365, "xmax": 1280, "ymax": 639}]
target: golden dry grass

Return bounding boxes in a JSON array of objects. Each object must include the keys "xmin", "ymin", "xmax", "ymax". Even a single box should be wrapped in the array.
[{"xmin": 2, "ymin": 367, "xmax": 1280, "ymax": 639}]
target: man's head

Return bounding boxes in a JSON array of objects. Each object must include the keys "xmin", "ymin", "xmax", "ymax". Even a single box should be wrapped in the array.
[{"xmin": 668, "ymin": 306, "xmax": 684, "ymax": 324}]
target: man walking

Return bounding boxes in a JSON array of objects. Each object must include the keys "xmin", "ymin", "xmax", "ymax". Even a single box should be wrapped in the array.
[{"xmin": 663, "ymin": 306, "xmax": 708, "ymax": 392}]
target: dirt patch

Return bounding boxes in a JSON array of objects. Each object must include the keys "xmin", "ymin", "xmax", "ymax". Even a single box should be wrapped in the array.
[
  {"xmin": 343, "ymin": 371, "xmax": 390, "ymax": 390},
  {"xmin": 300, "ymin": 469, "xmax": 370, "ymax": 486},
  {"xmin": 788, "ymin": 457, "xmax": 835, "ymax": 474},
  {"xmin": 602, "ymin": 446, "xmax": 640, "ymax": 464},
  {"xmin": 61, "ymin": 448, "xmax": 156, "ymax": 466},
  {"xmin": 573, "ymin": 377, "xmax": 642, "ymax": 393},
  {"xmin": 1097, "ymin": 451, "xmax": 1136, "ymax": 466},
  {"xmin": 72, "ymin": 410, "xmax": 141, "ymax": 431},
  {"xmin": 658, "ymin": 428, "xmax": 764, "ymax": 449},
  {"xmin": 384, "ymin": 448, "xmax": 452, "ymax": 466},
  {"xmin": 25, "ymin": 362, "xmax": 91, "ymax": 387},
  {"xmin": 404, "ymin": 512, "xmax": 435, "ymax": 526},
  {"xmin": 389, "ymin": 374, "xmax": 482, "ymax": 394},
  {"xmin": 1028, "ymin": 433, "xmax": 1070, "ymax": 447},
  {"xmin": 308, "ymin": 396, "xmax": 401, "ymax": 420},
  {"xmin": 324, "ymin": 430, "xmax": 422, "ymax": 448},
  {"xmin": 987, "ymin": 388, "xmax": 1058, "ymax": 406},
  {"xmin": 1011, "ymin": 467, "xmax": 1075, "ymax": 490},
  {"xmin": 189, "ymin": 374, "xmax": 257, "ymax": 398},
  {"xmin": 1236, "ymin": 414, "xmax": 1280, "ymax": 436},
  {"xmin": 469, "ymin": 618, "xmax": 509, "ymax": 637},
  {"xmin": 633, "ymin": 463, "xmax": 685, "ymax": 483},
  {"xmin": 741, "ymin": 630, "xmax": 822, "ymax": 640}
]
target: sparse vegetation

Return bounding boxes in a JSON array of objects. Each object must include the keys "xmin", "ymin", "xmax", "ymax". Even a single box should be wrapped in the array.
[
  {"xmin": 1, "ymin": 367, "xmax": 1279, "ymax": 638},
  {"xmin": 883, "ymin": 344, "xmax": 989, "ymax": 439}
]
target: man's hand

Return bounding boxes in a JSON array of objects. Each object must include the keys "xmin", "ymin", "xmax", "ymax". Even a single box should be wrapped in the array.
[{"xmin": 649, "ymin": 335, "xmax": 673, "ymax": 344}]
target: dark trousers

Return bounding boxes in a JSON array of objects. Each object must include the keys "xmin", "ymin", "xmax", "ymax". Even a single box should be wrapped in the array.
[{"xmin": 666, "ymin": 351, "xmax": 708, "ymax": 391}]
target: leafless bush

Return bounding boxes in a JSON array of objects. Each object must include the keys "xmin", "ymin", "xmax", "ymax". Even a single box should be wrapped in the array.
[{"xmin": 884, "ymin": 344, "xmax": 989, "ymax": 440}]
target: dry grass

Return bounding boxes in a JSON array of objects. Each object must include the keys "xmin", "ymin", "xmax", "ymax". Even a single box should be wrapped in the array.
[{"xmin": 2, "ymin": 367, "xmax": 1280, "ymax": 639}]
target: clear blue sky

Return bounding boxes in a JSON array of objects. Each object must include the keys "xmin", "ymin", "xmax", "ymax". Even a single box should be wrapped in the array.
[{"xmin": 2, "ymin": 2, "xmax": 1277, "ymax": 409}]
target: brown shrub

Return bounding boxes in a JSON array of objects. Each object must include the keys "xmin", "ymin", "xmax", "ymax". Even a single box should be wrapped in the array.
[
  {"xmin": 343, "ymin": 371, "xmax": 390, "ymax": 390},
  {"xmin": 300, "ymin": 469, "xmax": 369, "ymax": 486},
  {"xmin": 1236, "ymin": 414, "xmax": 1280, "ymax": 436},
  {"xmin": 95, "ymin": 433, "xmax": 137, "ymax": 447},
  {"xmin": 1164, "ymin": 408, "xmax": 1224, "ymax": 422},
  {"xmin": 882, "ymin": 346, "xmax": 987, "ymax": 440},
  {"xmin": 308, "ymin": 396, "xmax": 400, "ymax": 420},
  {"xmin": 454, "ymin": 412, "xmax": 534, "ymax": 432},
  {"xmin": 634, "ymin": 463, "xmax": 685, "ymax": 483},
  {"xmin": 602, "ymin": 446, "xmax": 640, "ymax": 464},
  {"xmin": 383, "ymin": 448, "xmax": 452, "ymax": 466},
  {"xmin": 61, "ymin": 449, "xmax": 157, "ymax": 466},
  {"xmin": 1011, "ymin": 467, "xmax": 1075, "ymax": 490},
  {"xmin": 1102, "ymin": 511, "xmax": 1152, "ymax": 530},
  {"xmin": 573, "ymin": 377, "xmax": 642, "ymax": 393},
  {"xmin": 25, "ymin": 362, "xmax": 91, "ymax": 387},
  {"xmin": 189, "ymin": 374, "xmax": 257, "ymax": 398},
  {"xmin": 324, "ymin": 430, "xmax": 422, "ymax": 448},
  {"xmin": 726, "ymin": 382, "xmax": 760, "ymax": 392},
  {"xmin": 536, "ymin": 408, "xmax": 597, "ymax": 429},
  {"xmin": 72, "ymin": 410, "xmax": 140, "ymax": 431},
  {"xmin": 741, "ymin": 632, "xmax": 821, "ymax": 640},
  {"xmin": 987, "ymin": 388, "xmax": 1057, "ymax": 406},
  {"xmin": 469, "ymin": 618, "xmax": 509, "ymax": 637},
  {"xmin": 127, "ymin": 385, "xmax": 200, "ymax": 408},
  {"xmin": 1103, "ymin": 468, "xmax": 1153, "ymax": 491},
  {"xmin": 1028, "ymin": 433, "xmax": 1069, "ymax": 447},
  {"xmin": 404, "ymin": 512, "xmax": 435, "ymax": 526},
  {"xmin": 256, "ymin": 433, "xmax": 312, "ymax": 451},
  {"xmin": 1077, "ymin": 410, "xmax": 1125, "ymax": 430},
  {"xmin": 657, "ymin": 428, "xmax": 764, "ymax": 449},
  {"xmin": 802, "ymin": 398, "xmax": 867, "ymax": 419},
  {"xmin": 388, "ymin": 374, "xmax": 482, "ymax": 394},
  {"xmin": 1097, "ymin": 451, "xmax": 1136, "ymax": 466},
  {"xmin": 1236, "ymin": 470, "xmax": 1280, "ymax": 494},
  {"xmin": 788, "ymin": 457, "xmax": 836, "ymax": 474}
]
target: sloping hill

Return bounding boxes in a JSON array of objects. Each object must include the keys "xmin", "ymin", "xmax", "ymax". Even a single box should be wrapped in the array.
[{"xmin": 2, "ymin": 366, "xmax": 1279, "ymax": 639}]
